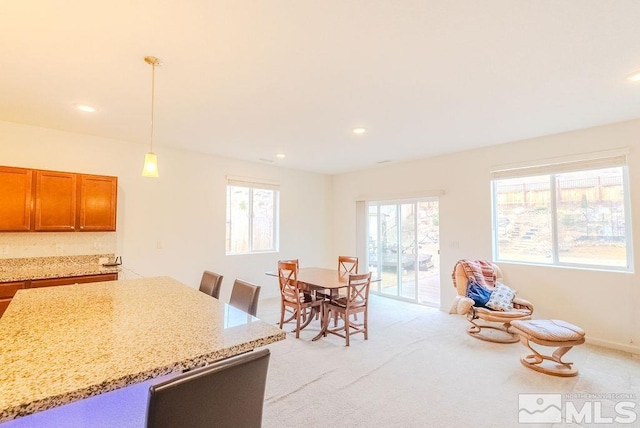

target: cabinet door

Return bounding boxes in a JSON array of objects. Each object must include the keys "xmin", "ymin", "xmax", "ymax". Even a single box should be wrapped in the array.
[
  {"xmin": 79, "ymin": 175, "xmax": 117, "ymax": 231},
  {"xmin": 0, "ymin": 167, "xmax": 33, "ymax": 231},
  {"xmin": 34, "ymin": 170, "xmax": 77, "ymax": 231}
]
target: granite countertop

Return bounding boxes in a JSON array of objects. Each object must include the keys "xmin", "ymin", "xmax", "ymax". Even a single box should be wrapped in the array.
[
  {"xmin": 0, "ymin": 255, "xmax": 120, "ymax": 282},
  {"xmin": 0, "ymin": 276, "xmax": 286, "ymax": 422}
]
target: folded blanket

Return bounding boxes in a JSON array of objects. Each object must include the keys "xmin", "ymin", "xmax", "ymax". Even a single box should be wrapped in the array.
[{"xmin": 451, "ymin": 259, "xmax": 496, "ymax": 290}]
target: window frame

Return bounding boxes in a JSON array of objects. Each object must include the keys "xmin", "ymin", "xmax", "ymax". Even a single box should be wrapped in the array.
[
  {"xmin": 490, "ymin": 154, "xmax": 634, "ymax": 272},
  {"xmin": 225, "ymin": 177, "xmax": 280, "ymax": 255}
]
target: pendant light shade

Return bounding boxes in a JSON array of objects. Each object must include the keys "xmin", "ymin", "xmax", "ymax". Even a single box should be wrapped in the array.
[
  {"xmin": 142, "ymin": 152, "xmax": 159, "ymax": 177},
  {"xmin": 142, "ymin": 56, "xmax": 161, "ymax": 178}
]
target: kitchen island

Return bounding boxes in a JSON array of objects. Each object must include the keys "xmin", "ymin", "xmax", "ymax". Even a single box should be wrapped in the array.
[{"xmin": 0, "ymin": 276, "xmax": 285, "ymax": 422}]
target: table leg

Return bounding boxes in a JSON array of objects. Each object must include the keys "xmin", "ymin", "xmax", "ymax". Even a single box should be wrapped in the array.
[
  {"xmin": 298, "ymin": 306, "xmax": 317, "ymax": 331},
  {"xmin": 311, "ymin": 304, "xmax": 327, "ymax": 341}
]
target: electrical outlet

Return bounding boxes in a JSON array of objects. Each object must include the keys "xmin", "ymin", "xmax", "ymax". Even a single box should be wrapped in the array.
[
  {"xmin": 0, "ymin": 245, "xmax": 8, "ymax": 255},
  {"xmin": 55, "ymin": 243, "xmax": 64, "ymax": 253}
]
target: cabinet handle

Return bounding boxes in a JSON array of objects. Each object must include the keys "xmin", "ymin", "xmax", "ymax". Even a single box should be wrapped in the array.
[
  {"xmin": 70, "ymin": 226, "xmax": 75, "ymax": 230},
  {"xmin": 80, "ymin": 226, "xmax": 84, "ymax": 230}
]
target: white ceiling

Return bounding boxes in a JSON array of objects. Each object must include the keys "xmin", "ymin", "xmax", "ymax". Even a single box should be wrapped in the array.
[{"xmin": 2, "ymin": 1, "xmax": 640, "ymax": 175}]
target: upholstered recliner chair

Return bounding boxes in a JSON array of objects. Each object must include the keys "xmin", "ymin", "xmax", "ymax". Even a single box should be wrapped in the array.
[{"xmin": 450, "ymin": 260, "xmax": 534, "ymax": 343}]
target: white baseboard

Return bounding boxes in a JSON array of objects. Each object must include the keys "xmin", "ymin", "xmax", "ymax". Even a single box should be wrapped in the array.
[{"xmin": 586, "ymin": 337, "xmax": 640, "ymax": 356}]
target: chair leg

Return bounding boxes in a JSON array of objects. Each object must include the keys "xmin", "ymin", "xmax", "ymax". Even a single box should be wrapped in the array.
[
  {"xmin": 295, "ymin": 309, "xmax": 301, "ymax": 339},
  {"xmin": 282, "ymin": 310, "xmax": 296, "ymax": 324},
  {"xmin": 363, "ymin": 310, "xmax": 368, "ymax": 340},
  {"xmin": 344, "ymin": 312, "xmax": 350, "ymax": 346},
  {"xmin": 280, "ymin": 305, "xmax": 300, "ymax": 328},
  {"xmin": 279, "ymin": 303, "xmax": 285, "ymax": 329}
]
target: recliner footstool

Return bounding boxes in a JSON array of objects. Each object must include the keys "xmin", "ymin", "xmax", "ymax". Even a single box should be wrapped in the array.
[{"xmin": 510, "ymin": 319, "xmax": 585, "ymax": 377}]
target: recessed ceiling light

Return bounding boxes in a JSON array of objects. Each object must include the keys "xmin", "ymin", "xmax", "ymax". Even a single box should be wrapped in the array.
[
  {"xmin": 74, "ymin": 104, "xmax": 96, "ymax": 113},
  {"xmin": 276, "ymin": 153, "xmax": 286, "ymax": 159},
  {"xmin": 627, "ymin": 71, "xmax": 640, "ymax": 82},
  {"xmin": 352, "ymin": 127, "xmax": 366, "ymax": 135}
]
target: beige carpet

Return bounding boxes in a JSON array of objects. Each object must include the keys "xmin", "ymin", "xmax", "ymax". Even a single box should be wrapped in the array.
[
  {"xmin": 3, "ymin": 295, "xmax": 638, "ymax": 427},
  {"xmin": 258, "ymin": 295, "xmax": 640, "ymax": 428}
]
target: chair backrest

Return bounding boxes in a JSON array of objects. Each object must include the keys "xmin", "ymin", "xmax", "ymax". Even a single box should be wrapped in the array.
[
  {"xmin": 346, "ymin": 272, "xmax": 371, "ymax": 309},
  {"xmin": 146, "ymin": 348, "xmax": 271, "ymax": 428},
  {"xmin": 279, "ymin": 259, "xmax": 299, "ymax": 271},
  {"xmin": 278, "ymin": 261, "xmax": 304, "ymax": 303},
  {"xmin": 229, "ymin": 279, "xmax": 261, "ymax": 316},
  {"xmin": 338, "ymin": 256, "xmax": 358, "ymax": 274},
  {"xmin": 452, "ymin": 260, "xmax": 502, "ymax": 297},
  {"xmin": 199, "ymin": 270, "xmax": 223, "ymax": 299}
]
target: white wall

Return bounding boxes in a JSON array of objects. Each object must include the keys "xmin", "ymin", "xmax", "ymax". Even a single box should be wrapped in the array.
[
  {"xmin": 331, "ymin": 119, "xmax": 640, "ymax": 354},
  {"xmin": 3, "ymin": 118, "xmax": 639, "ymax": 354},
  {"xmin": 0, "ymin": 121, "xmax": 333, "ymax": 300}
]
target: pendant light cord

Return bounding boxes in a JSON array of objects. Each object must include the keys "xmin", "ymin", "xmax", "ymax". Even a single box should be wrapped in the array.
[
  {"xmin": 150, "ymin": 61, "xmax": 155, "ymax": 153},
  {"xmin": 141, "ymin": 55, "xmax": 161, "ymax": 177}
]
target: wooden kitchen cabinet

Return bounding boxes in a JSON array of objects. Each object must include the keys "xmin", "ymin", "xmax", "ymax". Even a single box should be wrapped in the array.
[
  {"xmin": 79, "ymin": 175, "xmax": 117, "ymax": 231},
  {"xmin": 0, "ymin": 166, "xmax": 117, "ymax": 232},
  {"xmin": 0, "ymin": 167, "xmax": 33, "ymax": 231},
  {"xmin": 0, "ymin": 281, "xmax": 27, "ymax": 317},
  {"xmin": 34, "ymin": 170, "xmax": 77, "ymax": 231},
  {"xmin": 29, "ymin": 273, "xmax": 118, "ymax": 288}
]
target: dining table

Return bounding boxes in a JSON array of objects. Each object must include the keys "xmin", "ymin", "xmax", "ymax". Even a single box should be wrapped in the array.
[
  {"xmin": 0, "ymin": 276, "xmax": 286, "ymax": 423},
  {"xmin": 266, "ymin": 267, "xmax": 378, "ymax": 340}
]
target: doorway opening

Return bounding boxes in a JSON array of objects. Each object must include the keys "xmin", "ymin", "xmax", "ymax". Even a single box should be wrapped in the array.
[{"xmin": 367, "ymin": 198, "xmax": 440, "ymax": 306}]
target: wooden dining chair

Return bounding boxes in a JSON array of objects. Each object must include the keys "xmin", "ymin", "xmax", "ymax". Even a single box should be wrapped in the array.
[
  {"xmin": 322, "ymin": 272, "xmax": 371, "ymax": 346},
  {"xmin": 277, "ymin": 259, "xmax": 314, "ymax": 323},
  {"xmin": 146, "ymin": 348, "xmax": 271, "ymax": 428},
  {"xmin": 318, "ymin": 256, "xmax": 359, "ymax": 302},
  {"xmin": 325, "ymin": 256, "xmax": 360, "ymax": 325},
  {"xmin": 278, "ymin": 261, "xmax": 322, "ymax": 338},
  {"xmin": 199, "ymin": 270, "xmax": 223, "ymax": 299},
  {"xmin": 229, "ymin": 279, "xmax": 261, "ymax": 316},
  {"xmin": 338, "ymin": 256, "xmax": 358, "ymax": 274}
]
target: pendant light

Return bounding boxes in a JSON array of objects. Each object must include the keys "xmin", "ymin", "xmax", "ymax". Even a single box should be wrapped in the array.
[{"xmin": 142, "ymin": 56, "xmax": 161, "ymax": 177}]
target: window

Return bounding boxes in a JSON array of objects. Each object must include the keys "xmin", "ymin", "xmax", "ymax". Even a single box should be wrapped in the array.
[
  {"xmin": 226, "ymin": 177, "xmax": 279, "ymax": 254},
  {"xmin": 491, "ymin": 154, "xmax": 633, "ymax": 271}
]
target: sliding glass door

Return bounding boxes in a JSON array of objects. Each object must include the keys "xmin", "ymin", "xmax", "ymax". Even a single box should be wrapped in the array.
[{"xmin": 367, "ymin": 199, "xmax": 440, "ymax": 306}]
